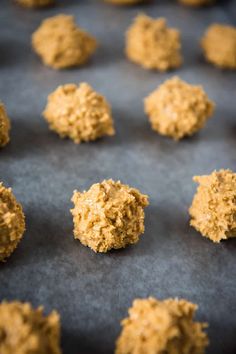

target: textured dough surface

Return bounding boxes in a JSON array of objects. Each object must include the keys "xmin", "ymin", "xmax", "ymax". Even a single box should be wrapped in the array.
[
  {"xmin": 189, "ymin": 169, "xmax": 236, "ymax": 242},
  {"xmin": 126, "ymin": 14, "xmax": 182, "ymax": 71},
  {"xmin": 0, "ymin": 103, "xmax": 10, "ymax": 148},
  {"xmin": 179, "ymin": 0, "xmax": 213, "ymax": 6},
  {"xmin": 32, "ymin": 14, "xmax": 97, "ymax": 69},
  {"xmin": 43, "ymin": 83, "xmax": 115, "ymax": 143},
  {"xmin": 0, "ymin": 183, "xmax": 25, "ymax": 261},
  {"xmin": 71, "ymin": 179, "xmax": 149, "ymax": 252},
  {"xmin": 201, "ymin": 24, "xmax": 236, "ymax": 69},
  {"xmin": 144, "ymin": 76, "xmax": 215, "ymax": 140},
  {"xmin": 0, "ymin": 301, "xmax": 61, "ymax": 354},
  {"xmin": 115, "ymin": 297, "xmax": 209, "ymax": 354},
  {"xmin": 16, "ymin": 0, "xmax": 54, "ymax": 7}
]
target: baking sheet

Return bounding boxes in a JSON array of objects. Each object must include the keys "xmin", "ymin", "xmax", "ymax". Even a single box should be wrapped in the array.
[{"xmin": 0, "ymin": 0, "xmax": 236, "ymax": 353}]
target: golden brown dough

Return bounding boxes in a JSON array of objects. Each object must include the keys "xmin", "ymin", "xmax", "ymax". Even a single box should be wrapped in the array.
[
  {"xmin": 144, "ymin": 76, "xmax": 214, "ymax": 140},
  {"xmin": 71, "ymin": 179, "xmax": 149, "ymax": 252},
  {"xmin": 32, "ymin": 14, "xmax": 97, "ymax": 69},
  {"xmin": 179, "ymin": 0, "xmax": 213, "ymax": 6},
  {"xmin": 126, "ymin": 14, "xmax": 182, "ymax": 71},
  {"xmin": 189, "ymin": 169, "xmax": 236, "ymax": 242},
  {"xmin": 16, "ymin": 0, "xmax": 54, "ymax": 7},
  {"xmin": 0, "ymin": 301, "xmax": 61, "ymax": 354},
  {"xmin": 0, "ymin": 183, "xmax": 25, "ymax": 261},
  {"xmin": 201, "ymin": 24, "xmax": 236, "ymax": 69},
  {"xmin": 0, "ymin": 103, "xmax": 10, "ymax": 148},
  {"xmin": 115, "ymin": 297, "xmax": 209, "ymax": 354},
  {"xmin": 43, "ymin": 83, "xmax": 115, "ymax": 143}
]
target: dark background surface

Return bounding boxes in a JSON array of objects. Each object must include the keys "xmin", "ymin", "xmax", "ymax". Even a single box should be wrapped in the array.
[{"xmin": 0, "ymin": 0, "xmax": 236, "ymax": 353}]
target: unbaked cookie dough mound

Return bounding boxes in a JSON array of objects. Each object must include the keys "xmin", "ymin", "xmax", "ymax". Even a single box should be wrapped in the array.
[
  {"xmin": 179, "ymin": 0, "xmax": 213, "ymax": 6},
  {"xmin": 189, "ymin": 169, "xmax": 236, "ymax": 243},
  {"xmin": 116, "ymin": 297, "xmax": 208, "ymax": 354},
  {"xmin": 0, "ymin": 103, "xmax": 10, "ymax": 148},
  {"xmin": 126, "ymin": 14, "xmax": 182, "ymax": 71},
  {"xmin": 0, "ymin": 183, "xmax": 25, "ymax": 262},
  {"xmin": 16, "ymin": 0, "xmax": 54, "ymax": 7},
  {"xmin": 0, "ymin": 301, "xmax": 61, "ymax": 354},
  {"xmin": 144, "ymin": 76, "xmax": 215, "ymax": 140},
  {"xmin": 43, "ymin": 83, "xmax": 115, "ymax": 143},
  {"xmin": 201, "ymin": 24, "xmax": 236, "ymax": 69},
  {"xmin": 71, "ymin": 179, "xmax": 149, "ymax": 253},
  {"xmin": 32, "ymin": 14, "xmax": 97, "ymax": 69}
]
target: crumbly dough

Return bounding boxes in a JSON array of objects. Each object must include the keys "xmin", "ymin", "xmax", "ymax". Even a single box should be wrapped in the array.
[
  {"xmin": 179, "ymin": 0, "xmax": 213, "ymax": 6},
  {"xmin": 0, "ymin": 103, "xmax": 10, "ymax": 148},
  {"xmin": 16, "ymin": 0, "xmax": 54, "ymax": 7},
  {"xmin": 189, "ymin": 169, "xmax": 236, "ymax": 243},
  {"xmin": 0, "ymin": 301, "xmax": 61, "ymax": 354},
  {"xmin": 32, "ymin": 15, "xmax": 97, "ymax": 69},
  {"xmin": 43, "ymin": 83, "xmax": 115, "ymax": 143},
  {"xmin": 126, "ymin": 15, "xmax": 182, "ymax": 71},
  {"xmin": 115, "ymin": 297, "xmax": 208, "ymax": 354},
  {"xmin": 144, "ymin": 76, "xmax": 215, "ymax": 140},
  {"xmin": 71, "ymin": 179, "xmax": 149, "ymax": 253},
  {"xmin": 0, "ymin": 183, "xmax": 25, "ymax": 261},
  {"xmin": 201, "ymin": 24, "xmax": 236, "ymax": 69}
]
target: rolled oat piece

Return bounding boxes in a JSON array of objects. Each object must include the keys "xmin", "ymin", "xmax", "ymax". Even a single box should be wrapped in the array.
[
  {"xmin": 0, "ymin": 103, "xmax": 10, "ymax": 148},
  {"xmin": 201, "ymin": 24, "xmax": 236, "ymax": 69},
  {"xmin": 115, "ymin": 297, "xmax": 209, "ymax": 354},
  {"xmin": 179, "ymin": 0, "xmax": 214, "ymax": 6},
  {"xmin": 144, "ymin": 76, "xmax": 215, "ymax": 140},
  {"xmin": 71, "ymin": 179, "xmax": 149, "ymax": 252},
  {"xmin": 0, "ymin": 182, "xmax": 25, "ymax": 262},
  {"xmin": 43, "ymin": 83, "xmax": 115, "ymax": 143},
  {"xmin": 126, "ymin": 14, "xmax": 182, "ymax": 71},
  {"xmin": 32, "ymin": 14, "xmax": 97, "ymax": 69},
  {"xmin": 0, "ymin": 301, "xmax": 61, "ymax": 354},
  {"xmin": 16, "ymin": 0, "xmax": 54, "ymax": 7},
  {"xmin": 189, "ymin": 169, "xmax": 236, "ymax": 242}
]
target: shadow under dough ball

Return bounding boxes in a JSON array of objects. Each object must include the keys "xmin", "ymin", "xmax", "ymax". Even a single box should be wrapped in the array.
[
  {"xmin": 0, "ymin": 182, "xmax": 25, "ymax": 262},
  {"xmin": 43, "ymin": 82, "xmax": 115, "ymax": 143},
  {"xmin": 0, "ymin": 103, "xmax": 10, "ymax": 148},
  {"xmin": 105, "ymin": 0, "xmax": 145, "ymax": 4},
  {"xmin": 201, "ymin": 23, "xmax": 236, "ymax": 69},
  {"xmin": 32, "ymin": 14, "xmax": 97, "ymax": 69},
  {"xmin": 0, "ymin": 301, "xmax": 61, "ymax": 354},
  {"xmin": 126, "ymin": 14, "xmax": 182, "ymax": 71},
  {"xmin": 189, "ymin": 169, "xmax": 236, "ymax": 242},
  {"xmin": 115, "ymin": 297, "xmax": 209, "ymax": 354},
  {"xmin": 16, "ymin": 0, "xmax": 54, "ymax": 7},
  {"xmin": 144, "ymin": 76, "xmax": 215, "ymax": 140},
  {"xmin": 71, "ymin": 179, "xmax": 149, "ymax": 253}
]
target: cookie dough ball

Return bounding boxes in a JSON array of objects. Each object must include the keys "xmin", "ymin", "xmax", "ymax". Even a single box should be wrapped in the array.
[
  {"xmin": 0, "ymin": 183, "xmax": 25, "ymax": 261},
  {"xmin": 0, "ymin": 103, "xmax": 10, "ymax": 148},
  {"xmin": 43, "ymin": 83, "xmax": 115, "ymax": 143},
  {"xmin": 105, "ymin": 0, "xmax": 144, "ymax": 4},
  {"xmin": 179, "ymin": 0, "xmax": 213, "ymax": 6},
  {"xmin": 116, "ymin": 297, "xmax": 208, "ymax": 354},
  {"xmin": 144, "ymin": 76, "xmax": 215, "ymax": 140},
  {"xmin": 32, "ymin": 15, "xmax": 97, "ymax": 69},
  {"xmin": 16, "ymin": 0, "xmax": 54, "ymax": 7},
  {"xmin": 71, "ymin": 179, "xmax": 149, "ymax": 252},
  {"xmin": 0, "ymin": 301, "xmax": 61, "ymax": 354},
  {"xmin": 126, "ymin": 15, "xmax": 182, "ymax": 71},
  {"xmin": 201, "ymin": 24, "xmax": 236, "ymax": 69},
  {"xmin": 189, "ymin": 169, "xmax": 236, "ymax": 243}
]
